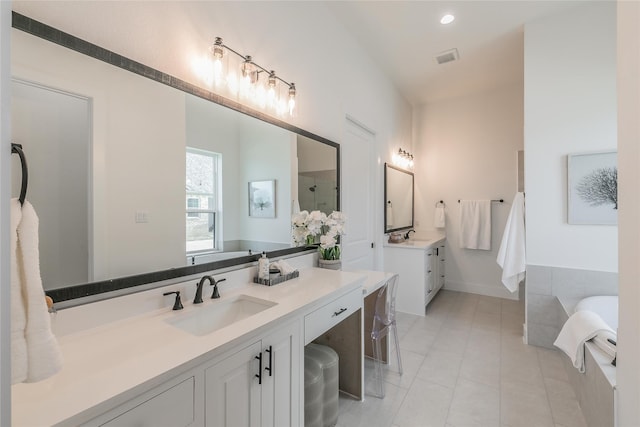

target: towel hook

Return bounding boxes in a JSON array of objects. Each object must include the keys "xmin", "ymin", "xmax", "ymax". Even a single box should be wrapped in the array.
[
  {"xmin": 435, "ymin": 200, "xmax": 445, "ymax": 207},
  {"xmin": 11, "ymin": 143, "xmax": 28, "ymax": 206}
]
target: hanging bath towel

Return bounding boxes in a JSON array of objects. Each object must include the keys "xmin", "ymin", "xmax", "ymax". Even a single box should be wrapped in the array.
[
  {"xmin": 11, "ymin": 198, "xmax": 62, "ymax": 383},
  {"xmin": 459, "ymin": 200, "xmax": 491, "ymax": 250},
  {"xmin": 496, "ymin": 192, "xmax": 526, "ymax": 293},
  {"xmin": 434, "ymin": 205, "xmax": 445, "ymax": 228}
]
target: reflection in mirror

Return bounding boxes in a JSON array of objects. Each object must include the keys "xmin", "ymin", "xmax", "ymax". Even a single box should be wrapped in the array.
[
  {"xmin": 10, "ymin": 14, "xmax": 339, "ymax": 297},
  {"xmin": 297, "ymin": 135, "xmax": 338, "ymax": 213},
  {"xmin": 384, "ymin": 163, "xmax": 414, "ymax": 233}
]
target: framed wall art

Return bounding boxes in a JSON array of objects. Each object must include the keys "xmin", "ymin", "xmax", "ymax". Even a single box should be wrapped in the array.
[
  {"xmin": 249, "ymin": 179, "xmax": 276, "ymax": 218},
  {"xmin": 567, "ymin": 151, "xmax": 617, "ymax": 225}
]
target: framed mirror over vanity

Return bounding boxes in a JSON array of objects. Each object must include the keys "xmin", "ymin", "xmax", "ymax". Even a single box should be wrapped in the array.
[
  {"xmin": 383, "ymin": 162, "xmax": 414, "ymax": 234},
  {"xmin": 9, "ymin": 12, "xmax": 340, "ymax": 304}
]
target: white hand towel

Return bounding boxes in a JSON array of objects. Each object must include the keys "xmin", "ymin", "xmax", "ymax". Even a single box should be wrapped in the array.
[
  {"xmin": 272, "ymin": 260, "xmax": 296, "ymax": 275},
  {"xmin": 459, "ymin": 200, "xmax": 491, "ymax": 250},
  {"xmin": 12, "ymin": 199, "xmax": 63, "ymax": 383},
  {"xmin": 11, "ymin": 199, "xmax": 27, "ymax": 384},
  {"xmin": 554, "ymin": 310, "xmax": 615, "ymax": 373},
  {"xmin": 434, "ymin": 206, "xmax": 445, "ymax": 228},
  {"xmin": 496, "ymin": 192, "xmax": 526, "ymax": 292}
]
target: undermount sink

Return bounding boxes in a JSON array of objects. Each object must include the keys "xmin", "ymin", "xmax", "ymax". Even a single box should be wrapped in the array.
[{"xmin": 166, "ymin": 294, "xmax": 277, "ymax": 336}]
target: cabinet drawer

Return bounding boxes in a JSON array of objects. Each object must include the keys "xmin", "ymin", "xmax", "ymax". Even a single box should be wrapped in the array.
[
  {"xmin": 100, "ymin": 377, "xmax": 195, "ymax": 427},
  {"xmin": 304, "ymin": 288, "xmax": 361, "ymax": 345}
]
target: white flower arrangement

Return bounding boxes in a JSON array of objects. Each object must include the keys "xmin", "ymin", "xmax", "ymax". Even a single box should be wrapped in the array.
[{"xmin": 291, "ymin": 210, "xmax": 346, "ymax": 260}]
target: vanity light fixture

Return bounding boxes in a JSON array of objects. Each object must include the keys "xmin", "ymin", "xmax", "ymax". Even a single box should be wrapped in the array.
[
  {"xmin": 208, "ymin": 37, "xmax": 297, "ymax": 117},
  {"xmin": 393, "ymin": 148, "xmax": 414, "ymax": 170}
]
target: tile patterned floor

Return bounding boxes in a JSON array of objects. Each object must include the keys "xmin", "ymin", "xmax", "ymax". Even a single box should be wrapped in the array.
[{"xmin": 337, "ymin": 290, "xmax": 588, "ymax": 427}]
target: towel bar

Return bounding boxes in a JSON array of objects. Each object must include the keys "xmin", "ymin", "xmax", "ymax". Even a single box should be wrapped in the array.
[{"xmin": 457, "ymin": 199, "xmax": 503, "ymax": 203}]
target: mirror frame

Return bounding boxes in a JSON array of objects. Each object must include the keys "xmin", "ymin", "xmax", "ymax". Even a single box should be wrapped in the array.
[
  {"xmin": 12, "ymin": 12, "xmax": 340, "ymax": 303},
  {"xmin": 384, "ymin": 163, "xmax": 414, "ymax": 233}
]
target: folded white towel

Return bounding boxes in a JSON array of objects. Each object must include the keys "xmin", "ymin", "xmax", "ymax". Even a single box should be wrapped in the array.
[
  {"xmin": 434, "ymin": 206, "xmax": 445, "ymax": 228},
  {"xmin": 12, "ymin": 198, "xmax": 63, "ymax": 384},
  {"xmin": 496, "ymin": 193, "xmax": 526, "ymax": 292},
  {"xmin": 272, "ymin": 260, "xmax": 296, "ymax": 275},
  {"xmin": 459, "ymin": 200, "xmax": 491, "ymax": 250},
  {"xmin": 554, "ymin": 310, "xmax": 615, "ymax": 373}
]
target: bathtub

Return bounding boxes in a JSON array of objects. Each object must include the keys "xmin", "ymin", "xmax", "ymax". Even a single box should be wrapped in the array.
[
  {"xmin": 574, "ymin": 295, "xmax": 618, "ymax": 330},
  {"xmin": 187, "ymin": 250, "xmax": 255, "ymax": 265},
  {"xmin": 558, "ymin": 295, "xmax": 618, "ymax": 427}
]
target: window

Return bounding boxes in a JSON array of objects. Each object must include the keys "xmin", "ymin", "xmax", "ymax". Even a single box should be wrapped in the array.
[{"xmin": 186, "ymin": 148, "xmax": 220, "ymax": 253}]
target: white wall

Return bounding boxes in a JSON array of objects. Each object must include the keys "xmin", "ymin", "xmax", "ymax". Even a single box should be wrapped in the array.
[
  {"xmin": 413, "ymin": 84, "xmax": 524, "ymax": 299},
  {"xmin": 238, "ymin": 118, "xmax": 293, "ymax": 245},
  {"xmin": 524, "ymin": 2, "xmax": 618, "ymax": 272},
  {"xmin": 616, "ymin": 0, "xmax": 640, "ymax": 424},
  {"xmin": 0, "ymin": 2, "xmax": 11, "ymax": 423}
]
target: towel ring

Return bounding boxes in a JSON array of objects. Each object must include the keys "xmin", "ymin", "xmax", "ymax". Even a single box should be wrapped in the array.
[{"xmin": 11, "ymin": 143, "xmax": 28, "ymax": 206}]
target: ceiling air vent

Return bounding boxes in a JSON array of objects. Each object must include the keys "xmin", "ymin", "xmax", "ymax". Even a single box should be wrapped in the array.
[{"xmin": 434, "ymin": 48, "xmax": 459, "ymax": 65}]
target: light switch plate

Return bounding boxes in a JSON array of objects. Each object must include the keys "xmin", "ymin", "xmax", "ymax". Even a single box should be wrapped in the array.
[{"xmin": 135, "ymin": 211, "xmax": 149, "ymax": 223}]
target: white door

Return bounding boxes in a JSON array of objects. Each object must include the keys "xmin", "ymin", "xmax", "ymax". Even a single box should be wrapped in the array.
[{"xmin": 341, "ymin": 117, "xmax": 375, "ymax": 270}]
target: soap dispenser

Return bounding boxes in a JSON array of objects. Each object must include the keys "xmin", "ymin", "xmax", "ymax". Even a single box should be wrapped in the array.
[{"xmin": 258, "ymin": 252, "xmax": 270, "ymax": 280}]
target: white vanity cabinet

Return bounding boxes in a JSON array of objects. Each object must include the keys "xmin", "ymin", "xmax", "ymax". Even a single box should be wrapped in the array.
[
  {"xmin": 205, "ymin": 319, "xmax": 301, "ymax": 427},
  {"xmin": 13, "ymin": 268, "xmax": 367, "ymax": 427},
  {"xmin": 384, "ymin": 238, "xmax": 446, "ymax": 316}
]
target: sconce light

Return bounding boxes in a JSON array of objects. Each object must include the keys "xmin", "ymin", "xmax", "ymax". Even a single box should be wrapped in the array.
[
  {"xmin": 393, "ymin": 148, "xmax": 414, "ymax": 170},
  {"xmin": 207, "ymin": 37, "xmax": 297, "ymax": 117}
]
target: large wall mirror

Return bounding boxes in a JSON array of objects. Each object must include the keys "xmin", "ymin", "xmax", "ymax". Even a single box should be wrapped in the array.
[
  {"xmin": 384, "ymin": 163, "xmax": 414, "ymax": 233},
  {"xmin": 10, "ymin": 13, "xmax": 339, "ymax": 301}
]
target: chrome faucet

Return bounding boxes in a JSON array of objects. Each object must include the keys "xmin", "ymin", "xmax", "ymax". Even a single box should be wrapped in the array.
[{"xmin": 404, "ymin": 229, "xmax": 416, "ymax": 240}]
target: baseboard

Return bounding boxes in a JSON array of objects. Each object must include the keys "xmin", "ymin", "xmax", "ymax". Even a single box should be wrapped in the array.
[{"xmin": 443, "ymin": 280, "xmax": 519, "ymax": 300}]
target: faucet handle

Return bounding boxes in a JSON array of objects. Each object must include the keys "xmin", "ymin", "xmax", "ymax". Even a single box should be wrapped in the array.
[
  {"xmin": 163, "ymin": 291, "xmax": 184, "ymax": 310},
  {"xmin": 194, "ymin": 280, "xmax": 204, "ymax": 304},
  {"xmin": 211, "ymin": 278, "xmax": 226, "ymax": 299}
]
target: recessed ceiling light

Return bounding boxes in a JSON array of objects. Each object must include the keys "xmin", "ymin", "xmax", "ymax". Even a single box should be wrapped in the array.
[{"xmin": 440, "ymin": 14, "xmax": 455, "ymax": 25}]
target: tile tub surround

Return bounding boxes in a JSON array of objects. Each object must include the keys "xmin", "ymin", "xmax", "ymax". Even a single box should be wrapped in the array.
[
  {"xmin": 337, "ymin": 290, "xmax": 588, "ymax": 427},
  {"xmin": 525, "ymin": 265, "xmax": 618, "ymax": 348},
  {"xmin": 556, "ymin": 298, "xmax": 616, "ymax": 427}
]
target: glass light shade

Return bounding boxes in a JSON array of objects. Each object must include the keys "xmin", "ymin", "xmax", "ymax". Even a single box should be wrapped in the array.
[{"xmin": 241, "ymin": 57, "xmax": 258, "ymax": 84}]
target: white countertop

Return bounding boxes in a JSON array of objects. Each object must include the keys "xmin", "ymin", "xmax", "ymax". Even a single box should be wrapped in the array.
[
  {"xmin": 12, "ymin": 267, "xmax": 367, "ymax": 427},
  {"xmin": 383, "ymin": 236, "xmax": 445, "ymax": 250},
  {"xmin": 348, "ymin": 270, "xmax": 396, "ymax": 297}
]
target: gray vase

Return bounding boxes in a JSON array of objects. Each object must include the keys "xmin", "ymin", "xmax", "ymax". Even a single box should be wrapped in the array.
[{"xmin": 318, "ymin": 259, "xmax": 342, "ymax": 270}]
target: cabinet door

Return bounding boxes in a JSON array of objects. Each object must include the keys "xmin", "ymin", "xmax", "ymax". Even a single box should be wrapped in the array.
[
  {"xmin": 205, "ymin": 341, "xmax": 262, "ymax": 427},
  {"xmin": 89, "ymin": 376, "xmax": 196, "ymax": 427},
  {"xmin": 425, "ymin": 249, "xmax": 435, "ymax": 296},
  {"xmin": 437, "ymin": 244, "xmax": 446, "ymax": 290},
  {"xmin": 261, "ymin": 320, "xmax": 301, "ymax": 427}
]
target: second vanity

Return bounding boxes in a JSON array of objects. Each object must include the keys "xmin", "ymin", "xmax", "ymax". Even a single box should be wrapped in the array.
[
  {"xmin": 384, "ymin": 236, "xmax": 446, "ymax": 316},
  {"xmin": 12, "ymin": 265, "xmax": 369, "ymax": 427}
]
